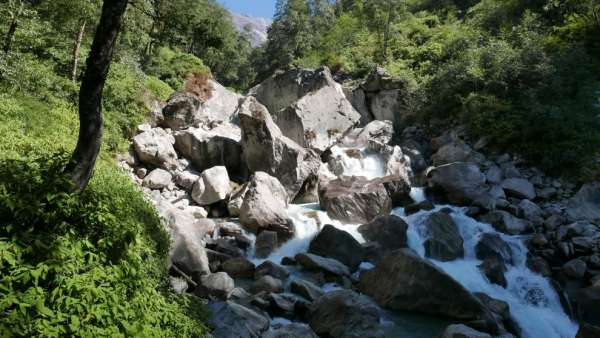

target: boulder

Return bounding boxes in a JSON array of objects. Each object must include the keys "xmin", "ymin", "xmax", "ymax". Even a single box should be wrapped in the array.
[
  {"xmin": 576, "ymin": 323, "xmax": 600, "ymax": 338},
  {"xmin": 263, "ymin": 323, "xmax": 319, "ymax": 338},
  {"xmin": 239, "ymin": 172, "xmax": 294, "ymax": 240},
  {"xmin": 250, "ymin": 275, "xmax": 284, "ymax": 294},
  {"xmin": 440, "ymin": 324, "xmax": 492, "ymax": 338},
  {"xmin": 196, "ymin": 272, "xmax": 235, "ymax": 300},
  {"xmin": 563, "ymin": 259, "xmax": 587, "ymax": 279},
  {"xmin": 208, "ymin": 301, "xmax": 270, "ymax": 338},
  {"xmin": 254, "ymin": 261, "xmax": 290, "ymax": 281},
  {"xmin": 173, "ymin": 123, "xmax": 243, "ymax": 178},
  {"xmin": 255, "ymin": 230, "xmax": 278, "ymax": 258},
  {"xmin": 142, "ymin": 168, "xmax": 172, "ymax": 190},
  {"xmin": 432, "ymin": 141, "xmax": 477, "ymax": 166},
  {"xmin": 358, "ymin": 215, "xmax": 409, "ymax": 252},
  {"xmin": 516, "ymin": 199, "xmax": 543, "ymax": 223},
  {"xmin": 308, "ymin": 224, "xmax": 364, "ymax": 271},
  {"xmin": 360, "ymin": 68, "xmax": 414, "ymax": 128},
  {"xmin": 574, "ymin": 286, "xmax": 600, "ymax": 326},
  {"xmin": 475, "ymin": 233, "xmax": 514, "ymax": 265},
  {"xmin": 567, "ymin": 182, "xmax": 600, "ymax": 221},
  {"xmin": 174, "ymin": 170, "xmax": 199, "ymax": 190},
  {"xmin": 295, "ymin": 253, "xmax": 350, "ymax": 277},
  {"xmin": 132, "ymin": 127, "xmax": 178, "ymax": 170},
  {"xmin": 160, "ymin": 91, "xmax": 202, "ymax": 130},
  {"xmin": 221, "ymin": 257, "xmax": 255, "ymax": 279},
  {"xmin": 191, "ymin": 166, "xmax": 232, "ymax": 206},
  {"xmin": 251, "ymin": 67, "xmax": 361, "ymax": 152},
  {"xmin": 238, "ymin": 96, "xmax": 320, "ymax": 199},
  {"xmin": 201, "ymin": 80, "xmax": 243, "ymax": 123},
  {"xmin": 227, "ymin": 183, "xmax": 248, "ymax": 217},
  {"xmin": 308, "ymin": 290, "xmax": 385, "ymax": 338},
  {"xmin": 500, "ymin": 178, "xmax": 536, "ymax": 200},
  {"xmin": 319, "ymin": 176, "xmax": 392, "ymax": 224},
  {"xmin": 478, "ymin": 258, "xmax": 508, "ymax": 288},
  {"xmin": 480, "ymin": 211, "xmax": 531, "ymax": 235},
  {"xmin": 345, "ymin": 120, "xmax": 394, "ymax": 148},
  {"xmin": 427, "ymin": 163, "xmax": 493, "ymax": 209},
  {"xmin": 485, "ymin": 165, "xmax": 503, "ymax": 185},
  {"xmin": 423, "ymin": 211, "xmax": 464, "ymax": 261},
  {"xmin": 291, "ymin": 279, "xmax": 324, "ymax": 302},
  {"xmin": 359, "ymin": 249, "xmax": 489, "ymax": 321}
]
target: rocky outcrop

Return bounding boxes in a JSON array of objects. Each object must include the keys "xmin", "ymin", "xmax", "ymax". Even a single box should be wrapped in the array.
[
  {"xmin": 208, "ymin": 301, "xmax": 270, "ymax": 338},
  {"xmin": 308, "ymin": 224, "xmax": 364, "ymax": 271},
  {"xmin": 239, "ymin": 96, "xmax": 320, "ymax": 199},
  {"xmin": 319, "ymin": 176, "xmax": 392, "ymax": 224},
  {"xmin": 201, "ymin": 80, "xmax": 243, "ymax": 123},
  {"xmin": 427, "ymin": 162, "xmax": 493, "ymax": 209},
  {"xmin": 308, "ymin": 290, "xmax": 385, "ymax": 338},
  {"xmin": 358, "ymin": 215, "xmax": 409, "ymax": 252},
  {"xmin": 132, "ymin": 127, "xmax": 178, "ymax": 170},
  {"xmin": 423, "ymin": 211, "xmax": 464, "ymax": 261},
  {"xmin": 250, "ymin": 67, "xmax": 361, "ymax": 152},
  {"xmin": 160, "ymin": 91, "xmax": 203, "ymax": 130},
  {"xmin": 567, "ymin": 182, "xmax": 600, "ymax": 221}
]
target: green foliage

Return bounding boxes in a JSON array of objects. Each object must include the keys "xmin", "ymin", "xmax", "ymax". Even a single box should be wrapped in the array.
[{"xmin": 144, "ymin": 47, "xmax": 211, "ymax": 90}]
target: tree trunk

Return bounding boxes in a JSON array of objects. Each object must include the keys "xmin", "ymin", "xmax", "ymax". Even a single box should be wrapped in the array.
[
  {"xmin": 381, "ymin": 0, "xmax": 394, "ymax": 62},
  {"xmin": 65, "ymin": 0, "xmax": 129, "ymax": 191},
  {"xmin": 3, "ymin": 17, "xmax": 18, "ymax": 54},
  {"xmin": 71, "ymin": 19, "xmax": 87, "ymax": 81}
]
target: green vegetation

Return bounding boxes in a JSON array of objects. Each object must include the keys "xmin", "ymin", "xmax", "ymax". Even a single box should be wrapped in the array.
[{"xmin": 259, "ymin": 0, "xmax": 600, "ymax": 179}]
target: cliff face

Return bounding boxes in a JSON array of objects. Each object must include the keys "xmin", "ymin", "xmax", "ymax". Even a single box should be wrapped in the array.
[{"xmin": 230, "ymin": 12, "xmax": 271, "ymax": 47}]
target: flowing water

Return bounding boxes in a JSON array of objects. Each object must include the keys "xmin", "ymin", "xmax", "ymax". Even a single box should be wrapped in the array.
[{"xmin": 245, "ymin": 146, "xmax": 578, "ymax": 338}]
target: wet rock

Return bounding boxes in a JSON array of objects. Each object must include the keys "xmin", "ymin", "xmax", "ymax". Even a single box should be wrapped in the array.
[
  {"xmin": 574, "ymin": 286, "xmax": 600, "ymax": 326},
  {"xmin": 239, "ymin": 96, "xmax": 320, "ymax": 199},
  {"xmin": 423, "ymin": 211, "xmax": 464, "ymax": 261},
  {"xmin": 196, "ymin": 272, "xmax": 235, "ymax": 300},
  {"xmin": 478, "ymin": 258, "xmax": 508, "ymax": 288},
  {"xmin": 354, "ymin": 120, "xmax": 394, "ymax": 147},
  {"xmin": 563, "ymin": 259, "xmax": 587, "ymax": 279},
  {"xmin": 475, "ymin": 233, "xmax": 514, "ymax": 265},
  {"xmin": 480, "ymin": 210, "xmax": 531, "ymax": 235},
  {"xmin": 263, "ymin": 323, "xmax": 319, "ymax": 338},
  {"xmin": 374, "ymin": 174, "xmax": 412, "ymax": 207},
  {"xmin": 359, "ymin": 249, "xmax": 490, "ymax": 322},
  {"xmin": 428, "ymin": 162, "xmax": 493, "ymax": 209},
  {"xmin": 319, "ymin": 176, "xmax": 392, "ymax": 224},
  {"xmin": 291, "ymin": 279, "xmax": 324, "ymax": 302},
  {"xmin": 254, "ymin": 261, "xmax": 290, "ymax": 281},
  {"xmin": 160, "ymin": 91, "xmax": 202, "ymax": 130},
  {"xmin": 440, "ymin": 324, "xmax": 492, "ymax": 338},
  {"xmin": 567, "ymin": 182, "xmax": 600, "ymax": 222},
  {"xmin": 295, "ymin": 253, "xmax": 351, "ymax": 277},
  {"xmin": 264, "ymin": 292, "xmax": 306, "ymax": 319},
  {"xmin": 142, "ymin": 168, "xmax": 172, "ymax": 190},
  {"xmin": 404, "ymin": 199, "xmax": 435, "ymax": 215},
  {"xmin": 191, "ymin": 166, "xmax": 232, "ymax": 206},
  {"xmin": 526, "ymin": 255, "xmax": 551, "ymax": 277},
  {"xmin": 239, "ymin": 172, "xmax": 294, "ymax": 240},
  {"xmin": 221, "ymin": 257, "xmax": 255, "ymax": 279},
  {"xmin": 206, "ymin": 238, "xmax": 244, "ymax": 258},
  {"xmin": 358, "ymin": 215, "xmax": 409, "ymax": 252},
  {"xmin": 308, "ymin": 224, "xmax": 364, "ymax": 271},
  {"xmin": 255, "ymin": 230, "xmax": 278, "ymax": 258},
  {"xmin": 250, "ymin": 276, "xmax": 283, "ymax": 294},
  {"xmin": 576, "ymin": 323, "xmax": 600, "ymax": 338},
  {"xmin": 132, "ymin": 127, "xmax": 178, "ymax": 170},
  {"xmin": 208, "ymin": 301, "xmax": 270, "ymax": 338},
  {"xmin": 309, "ymin": 289, "xmax": 385, "ymax": 338},
  {"xmin": 500, "ymin": 178, "xmax": 536, "ymax": 200}
]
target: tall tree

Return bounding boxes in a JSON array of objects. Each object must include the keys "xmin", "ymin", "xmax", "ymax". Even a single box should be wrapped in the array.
[
  {"xmin": 2, "ymin": 0, "xmax": 25, "ymax": 53},
  {"xmin": 66, "ymin": 0, "xmax": 129, "ymax": 191}
]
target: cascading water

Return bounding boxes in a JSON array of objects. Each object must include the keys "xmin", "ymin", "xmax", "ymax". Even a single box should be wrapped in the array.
[{"xmin": 245, "ymin": 145, "xmax": 578, "ymax": 338}]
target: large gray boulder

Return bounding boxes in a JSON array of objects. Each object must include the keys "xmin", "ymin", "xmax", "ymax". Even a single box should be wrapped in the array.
[
  {"xmin": 500, "ymin": 178, "xmax": 536, "ymax": 200},
  {"xmin": 196, "ymin": 272, "xmax": 235, "ymax": 300},
  {"xmin": 423, "ymin": 211, "xmax": 464, "ymax": 262},
  {"xmin": 308, "ymin": 290, "xmax": 385, "ymax": 338},
  {"xmin": 440, "ymin": 324, "xmax": 492, "ymax": 338},
  {"xmin": 191, "ymin": 166, "xmax": 232, "ymax": 206},
  {"xmin": 291, "ymin": 279, "xmax": 324, "ymax": 302},
  {"xmin": 251, "ymin": 67, "xmax": 361, "ymax": 152},
  {"xmin": 475, "ymin": 233, "xmax": 514, "ymax": 265},
  {"xmin": 201, "ymin": 80, "xmax": 244, "ymax": 123},
  {"xmin": 173, "ymin": 122, "xmax": 243, "ymax": 178},
  {"xmin": 142, "ymin": 168, "xmax": 172, "ymax": 190},
  {"xmin": 319, "ymin": 176, "xmax": 392, "ymax": 224},
  {"xmin": 132, "ymin": 127, "xmax": 178, "ymax": 170},
  {"xmin": 358, "ymin": 215, "xmax": 409, "ymax": 252},
  {"xmin": 295, "ymin": 253, "xmax": 350, "ymax": 277},
  {"xmin": 239, "ymin": 172, "xmax": 294, "ymax": 240},
  {"xmin": 359, "ymin": 249, "xmax": 489, "ymax": 322},
  {"xmin": 160, "ymin": 91, "xmax": 202, "ymax": 130},
  {"xmin": 567, "ymin": 182, "xmax": 600, "ymax": 221},
  {"xmin": 208, "ymin": 301, "xmax": 270, "ymax": 338},
  {"xmin": 238, "ymin": 96, "xmax": 320, "ymax": 200},
  {"xmin": 480, "ymin": 211, "xmax": 531, "ymax": 235},
  {"xmin": 432, "ymin": 141, "xmax": 480, "ymax": 166},
  {"xmin": 427, "ymin": 162, "xmax": 493, "ymax": 209},
  {"xmin": 308, "ymin": 224, "xmax": 365, "ymax": 271}
]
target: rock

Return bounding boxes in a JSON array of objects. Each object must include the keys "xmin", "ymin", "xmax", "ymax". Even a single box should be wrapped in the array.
[
  {"xmin": 239, "ymin": 172, "xmax": 294, "ymax": 240},
  {"xmin": 201, "ymin": 80, "xmax": 244, "ymax": 123},
  {"xmin": 250, "ymin": 275, "xmax": 283, "ymax": 294},
  {"xmin": 359, "ymin": 249, "xmax": 489, "ymax": 321},
  {"xmin": 475, "ymin": 233, "xmax": 514, "ymax": 265},
  {"xmin": 478, "ymin": 258, "xmax": 508, "ymax": 288},
  {"xmin": 423, "ymin": 211, "xmax": 464, "ymax": 262},
  {"xmin": 255, "ymin": 231, "xmax": 278, "ymax": 258},
  {"xmin": 563, "ymin": 259, "xmax": 587, "ymax": 279},
  {"xmin": 251, "ymin": 67, "xmax": 361, "ymax": 152},
  {"xmin": 375, "ymin": 175, "xmax": 412, "ymax": 207},
  {"xmin": 291, "ymin": 279, "xmax": 324, "ymax": 302},
  {"xmin": 537, "ymin": 187, "xmax": 557, "ymax": 200},
  {"xmin": 526, "ymin": 255, "xmax": 551, "ymax": 277},
  {"xmin": 428, "ymin": 162, "xmax": 493, "ymax": 209},
  {"xmin": 174, "ymin": 170, "xmax": 199, "ymax": 190},
  {"xmin": 227, "ymin": 183, "xmax": 248, "ymax": 217},
  {"xmin": 208, "ymin": 301, "xmax": 270, "ymax": 338},
  {"xmin": 191, "ymin": 166, "xmax": 232, "ymax": 206},
  {"xmin": 530, "ymin": 233, "xmax": 548, "ymax": 247},
  {"xmin": 206, "ymin": 238, "xmax": 244, "ymax": 258},
  {"xmin": 169, "ymin": 276, "xmax": 188, "ymax": 294},
  {"xmin": 485, "ymin": 165, "xmax": 503, "ymax": 185},
  {"xmin": 480, "ymin": 211, "xmax": 531, "ymax": 235},
  {"xmin": 254, "ymin": 261, "xmax": 290, "ymax": 281},
  {"xmin": 196, "ymin": 272, "xmax": 235, "ymax": 300},
  {"xmin": 308, "ymin": 224, "xmax": 364, "ymax": 271},
  {"xmin": 360, "ymin": 67, "xmax": 414, "ymax": 128},
  {"xmin": 263, "ymin": 323, "xmax": 319, "ymax": 338},
  {"xmin": 221, "ymin": 257, "xmax": 255, "ymax": 279},
  {"xmin": 382, "ymin": 146, "xmax": 414, "ymax": 182},
  {"xmin": 354, "ymin": 120, "xmax": 394, "ymax": 147},
  {"xmin": 239, "ymin": 96, "xmax": 320, "ymax": 199},
  {"xmin": 295, "ymin": 253, "xmax": 350, "ymax": 277},
  {"xmin": 142, "ymin": 168, "xmax": 173, "ymax": 190},
  {"xmin": 404, "ymin": 199, "xmax": 435, "ymax": 215},
  {"xmin": 517, "ymin": 199, "xmax": 543, "ymax": 223},
  {"xmin": 308, "ymin": 289, "xmax": 384, "ymax": 338},
  {"xmin": 567, "ymin": 182, "xmax": 600, "ymax": 221},
  {"xmin": 500, "ymin": 178, "xmax": 536, "ymax": 200},
  {"xmin": 576, "ymin": 323, "xmax": 600, "ymax": 338},
  {"xmin": 160, "ymin": 91, "xmax": 202, "ymax": 130},
  {"xmin": 432, "ymin": 141, "xmax": 477, "ymax": 166},
  {"xmin": 343, "ymin": 86, "xmax": 372, "ymax": 126},
  {"xmin": 574, "ymin": 286, "xmax": 600, "ymax": 326},
  {"xmin": 319, "ymin": 176, "xmax": 392, "ymax": 224},
  {"xmin": 132, "ymin": 127, "xmax": 178, "ymax": 170},
  {"xmin": 173, "ymin": 123, "xmax": 244, "ymax": 178},
  {"xmin": 136, "ymin": 167, "xmax": 147, "ymax": 179},
  {"xmin": 358, "ymin": 215, "xmax": 409, "ymax": 252},
  {"xmin": 440, "ymin": 324, "xmax": 492, "ymax": 338}
]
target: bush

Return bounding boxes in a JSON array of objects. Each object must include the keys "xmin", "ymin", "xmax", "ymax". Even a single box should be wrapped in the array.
[
  {"xmin": 0, "ymin": 154, "xmax": 208, "ymax": 337},
  {"xmin": 144, "ymin": 47, "xmax": 211, "ymax": 91}
]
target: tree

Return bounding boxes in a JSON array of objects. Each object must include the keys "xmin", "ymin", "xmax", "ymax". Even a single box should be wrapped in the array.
[
  {"xmin": 2, "ymin": 0, "xmax": 25, "ymax": 53},
  {"xmin": 66, "ymin": 0, "xmax": 129, "ymax": 191}
]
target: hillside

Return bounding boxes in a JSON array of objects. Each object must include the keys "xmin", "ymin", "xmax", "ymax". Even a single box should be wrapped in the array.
[{"xmin": 230, "ymin": 12, "xmax": 271, "ymax": 47}]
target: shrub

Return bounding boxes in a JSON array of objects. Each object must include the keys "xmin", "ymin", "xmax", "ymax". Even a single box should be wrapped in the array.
[{"xmin": 144, "ymin": 47, "xmax": 211, "ymax": 91}]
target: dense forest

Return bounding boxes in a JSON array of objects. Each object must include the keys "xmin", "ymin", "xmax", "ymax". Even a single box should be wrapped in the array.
[{"xmin": 0, "ymin": 0, "xmax": 599, "ymax": 336}]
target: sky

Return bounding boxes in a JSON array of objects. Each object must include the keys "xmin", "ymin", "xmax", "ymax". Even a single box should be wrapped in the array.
[{"xmin": 218, "ymin": 0, "xmax": 277, "ymax": 18}]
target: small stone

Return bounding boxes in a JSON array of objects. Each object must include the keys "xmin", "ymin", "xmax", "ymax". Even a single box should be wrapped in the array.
[
  {"xmin": 250, "ymin": 276, "xmax": 283, "ymax": 294},
  {"xmin": 255, "ymin": 231, "xmax": 278, "ymax": 258},
  {"xmin": 563, "ymin": 259, "xmax": 587, "ymax": 279},
  {"xmin": 136, "ymin": 167, "xmax": 147, "ymax": 179},
  {"xmin": 531, "ymin": 233, "xmax": 548, "ymax": 247}
]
